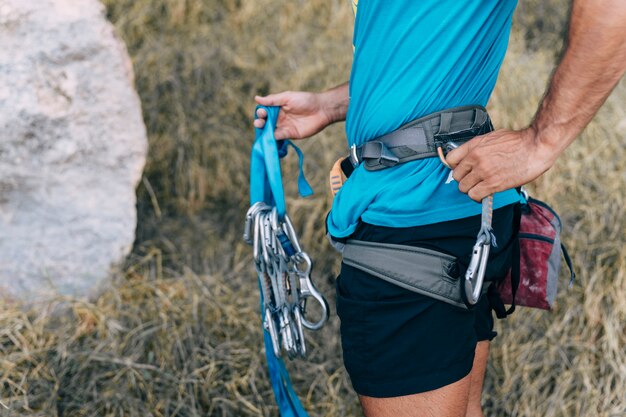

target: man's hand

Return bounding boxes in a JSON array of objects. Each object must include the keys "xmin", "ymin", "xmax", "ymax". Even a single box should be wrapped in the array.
[
  {"xmin": 253, "ymin": 83, "xmax": 349, "ymax": 140},
  {"xmin": 446, "ymin": 128, "xmax": 555, "ymax": 202},
  {"xmin": 448, "ymin": 0, "xmax": 626, "ymax": 201}
]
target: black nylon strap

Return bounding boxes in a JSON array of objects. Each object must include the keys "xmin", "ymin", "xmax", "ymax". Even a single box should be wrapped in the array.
[
  {"xmin": 561, "ymin": 243, "xmax": 576, "ymax": 286},
  {"xmin": 489, "ymin": 202, "xmax": 522, "ymax": 319}
]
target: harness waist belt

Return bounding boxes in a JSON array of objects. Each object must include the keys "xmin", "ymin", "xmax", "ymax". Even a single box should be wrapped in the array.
[
  {"xmin": 342, "ymin": 239, "xmax": 489, "ymax": 309},
  {"xmin": 348, "ymin": 105, "xmax": 493, "ymax": 173}
]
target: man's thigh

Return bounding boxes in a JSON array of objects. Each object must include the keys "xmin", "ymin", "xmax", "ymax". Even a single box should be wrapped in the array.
[
  {"xmin": 359, "ymin": 373, "xmax": 471, "ymax": 417},
  {"xmin": 357, "ymin": 341, "xmax": 490, "ymax": 417}
]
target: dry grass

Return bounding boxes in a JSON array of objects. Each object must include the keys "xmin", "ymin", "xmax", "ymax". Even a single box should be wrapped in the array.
[{"xmin": 1, "ymin": 0, "xmax": 624, "ymax": 416}]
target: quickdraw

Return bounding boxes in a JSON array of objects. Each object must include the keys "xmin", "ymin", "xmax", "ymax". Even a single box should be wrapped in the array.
[
  {"xmin": 244, "ymin": 203, "xmax": 329, "ymax": 359},
  {"xmin": 245, "ymin": 105, "xmax": 328, "ymax": 416},
  {"xmin": 438, "ymin": 140, "xmax": 495, "ymax": 306},
  {"xmin": 463, "ymin": 195, "xmax": 494, "ymax": 305}
]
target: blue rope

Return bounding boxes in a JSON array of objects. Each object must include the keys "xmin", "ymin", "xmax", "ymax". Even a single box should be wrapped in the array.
[{"xmin": 250, "ymin": 105, "xmax": 312, "ymax": 416}]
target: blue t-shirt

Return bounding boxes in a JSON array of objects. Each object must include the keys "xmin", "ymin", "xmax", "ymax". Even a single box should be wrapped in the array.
[{"xmin": 327, "ymin": 0, "xmax": 523, "ymax": 238}]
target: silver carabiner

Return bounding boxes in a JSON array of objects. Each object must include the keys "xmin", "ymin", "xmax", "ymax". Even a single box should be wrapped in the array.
[
  {"xmin": 349, "ymin": 144, "xmax": 359, "ymax": 167},
  {"xmin": 463, "ymin": 234, "xmax": 491, "ymax": 306},
  {"xmin": 264, "ymin": 307, "xmax": 281, "ymax": 358},
  {"xmin": 437, "ymin": 141, "xmax": 460, "ymax": 169},
  {"xmin": 279, "ymin": 306, "xmax": 297, "ymax": 359},
  {"xmin": 295, "ymin": 252, "xmax": 330, "ymax": 330},
  {"xmin": 292, "ymin": 306, "xmax": 307, "ymax": 358},
  {"xmin": 261, "ymin": 215, "xmax": 274, "ymax": 266},
  {"xmin": 244, "ymin": 202, "xmax": 268, "ymax": 244},
  {"xmin": 282, "ymin": 214, "xmax": 303, "ymax": 255},
  {"xmin": 252, "ymin": 211, "xmax": 265, "ymax": 264},
  {"xmin": 462, "ymin": 195, "xmax": 495, "ymax": 306}
]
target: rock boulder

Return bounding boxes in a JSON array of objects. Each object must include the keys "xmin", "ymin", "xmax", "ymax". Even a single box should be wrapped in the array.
[{"xmin": 0, "ymin": 0, "xmax": 147, "ymax": 302}]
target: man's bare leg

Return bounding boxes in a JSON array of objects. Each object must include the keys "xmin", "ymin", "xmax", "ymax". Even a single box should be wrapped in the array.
[
  {"xmin": 465, "ymin": 341, "xmax": 490, "ymax": 417},
  {"xmin": 358, "ymin": 374, "xmax": 471, "ymax": 417},
  {"xmin": 357, "ymin": 341, "xmax": 490, "ymax": 417}
]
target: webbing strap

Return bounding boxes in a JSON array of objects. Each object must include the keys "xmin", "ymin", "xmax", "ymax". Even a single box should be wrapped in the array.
[
  {"xmin": 353, "ymin": 105, "xmax": 491, "ymax": 171},
  {"xmin": 250, "ymin": 105, "xmax": 312, "ymax": 416},
  {"xmin": 250, "ymin": 106, "xmax": 313, "ymax": 218},
  {"xmin": 342, "ymin": 240, "xmax": 469, "ymax": 308}
]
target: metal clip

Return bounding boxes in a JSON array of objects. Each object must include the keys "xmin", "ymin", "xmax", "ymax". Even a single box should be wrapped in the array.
[
  {"xmin": 282, "ymin": 214, "xmax": 303, "ymax": 255},
  {"xmin": 462, "ymin": 195, "xmax": 494, "ymax": 306},
  {"xmin": 437, "ymin": 141, "xmax": 459, "ymax": 169},
  {"xmin": 463, "ymin": 233, "xmax": 491, "ymax": 306},
  {"xmin": 264, "ymin": 307, "xmax": 281, "ymax": 358},
  {"xmin": 294, "ymin": 252, "xmax": 329, "ymax": 330},
  {"xmin": 349, "ymin": 144, "xmax": 359, "ymax": 167},
  {"xmin": 244, "ymin": 202, "xmax": 268, "ymax": 244},
  {"xmin": 292, "ymin": 306, "xmax": 307, "ymax": 358}
]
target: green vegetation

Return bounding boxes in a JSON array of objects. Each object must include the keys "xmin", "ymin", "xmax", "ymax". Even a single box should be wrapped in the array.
[{"xmin": 1, "ymin": 0, "xmax": 624, "ymax": 415}]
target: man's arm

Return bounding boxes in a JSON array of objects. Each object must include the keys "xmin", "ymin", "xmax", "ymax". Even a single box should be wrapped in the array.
[
  {"xmin": 447, "ymin": 0, "xmax": 626, "ymax": 202},
  {"xmin": 253, "ymin": 82, "xmax": 349, "ymax": 140}
]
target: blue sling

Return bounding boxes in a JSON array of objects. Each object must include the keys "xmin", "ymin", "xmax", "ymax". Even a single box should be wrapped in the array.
[{"xmin": 249, "ymin": 105, "xmax": 313, "ymax": 416}]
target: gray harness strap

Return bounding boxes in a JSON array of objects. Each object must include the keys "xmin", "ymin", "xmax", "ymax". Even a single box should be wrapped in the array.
[
  {"xmin": 352, "ymin": 105, "xmax": 492, "ymax": 171},
  {"xmin": 342, "ymin": 240, "xmax": 489, "ymax": 309},
  {"xmin": 333, "ymin": 104, "xmax": 497, "ymax": 308}
]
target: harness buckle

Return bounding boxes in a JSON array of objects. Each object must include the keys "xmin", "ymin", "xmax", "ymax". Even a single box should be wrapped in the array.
[{"xmin": 373, "ymin": 141, "xmax": 400, "ymax": 167}]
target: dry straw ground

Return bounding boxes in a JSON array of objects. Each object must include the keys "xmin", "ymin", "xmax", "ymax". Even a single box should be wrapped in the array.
[{"xmin": 1, "ymin": 0, "xmax": 624, "ymax": 416}]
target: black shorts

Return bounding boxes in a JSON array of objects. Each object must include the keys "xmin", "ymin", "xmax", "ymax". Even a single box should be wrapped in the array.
[{"xmin": 336, "ymin": 205, "xmax": 516, "ymax": 398}]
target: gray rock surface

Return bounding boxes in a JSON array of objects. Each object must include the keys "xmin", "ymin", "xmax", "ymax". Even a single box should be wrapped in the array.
[{"xmin": 0, "ymin": 0, "xmax": 147, "ymax": 302}]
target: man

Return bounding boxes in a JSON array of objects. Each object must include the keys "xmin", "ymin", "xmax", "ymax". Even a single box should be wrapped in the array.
[{"xmin": 254, "ymin": 0, "xmax": 626, "ymax": 416}]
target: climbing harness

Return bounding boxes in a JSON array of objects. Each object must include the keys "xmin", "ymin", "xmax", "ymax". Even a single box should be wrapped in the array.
[
  {"xmin": 245, "ymin": 105, "xmax": 329, "ymax": 416},
  {"xmin": 330, "ymin": 105, "xmax": 496, "ymax": 308}
]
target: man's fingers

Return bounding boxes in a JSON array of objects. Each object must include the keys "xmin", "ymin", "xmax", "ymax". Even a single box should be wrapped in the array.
[
  {"xmin": 253, "ymin": 118, "xmax": 290, "ymax": 140},
  {"xmin": 467, "ymin": 182, "xmax": 490, "ymax": 202},
  {"xmin": 253, "ymin": 100, "xmax": 293, "ymax": 139},
  {"xmin": 446, "ymin": 133, "xmax": 491, "ymax": 168},
  {"xmin": 254, "ymin": 108, "xmax": 268, "ymax": 128},
  {"xmin": 452, "ymin": 162, "xmax": 472, "ymax": 184},
  {"xmin": 445, "ymin": 142, "xmax": 471, "ymax": 168},
  {"xmin": 457, "ymin": 169, "xmax": 482, "ymax": 194},
  {"xmin": 255, "ymin": 92, "xmax": 289, "ymax": 107},
  {"xmin": 253, "ymin": 118, "xmax": 266, "ymax": 129},
  {"xmin": 273, "ymin": 127, "xmax": 293, "ymax": 140}
]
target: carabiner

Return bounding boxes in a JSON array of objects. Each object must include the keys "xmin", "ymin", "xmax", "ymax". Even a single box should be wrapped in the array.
[
  {"xmin": 461, "ymin": 194, "xmax": 495, "ymax": 307},
  {"xmin": 283, "ymin": 214, "xmax": 303, "ymax": 255},
  {"xmin": 349, "ymin": 144, "xmax": 359, "ymax": 167},
  {"xmin": 252, "ymin": 211, "xmax": 264, "ymax": 263},
  {"xmin": 437, "ymin": 141, "xmax": 459, "ymax": 169},
  {"xmin": 294, "ymin": 252, "xmax": 330, "ymax": 330},
  {"xmin": 279, "ymin": 306, "xmax": 297, "ymax": 359},
  {"xmin": 244, "ymin": 202, "xmax": 268, "ymax": 244},
  {"xmin": 264, "ymin": 307, "xmax": 281, "ymax": 358},
  {"xmin": 463, "ymin": 234, "xmax": 491, "ymax": 306},
  {"xmin": 292, "ymin": 306, "xmax": 307, "ymax": 358}
]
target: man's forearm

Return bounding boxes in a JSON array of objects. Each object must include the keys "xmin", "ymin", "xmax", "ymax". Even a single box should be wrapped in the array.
[
  {"xmin": 532, "ymin": 0, "xmax": 626, "ymax": 164},
  {"xmin": 319, "ymin": 82, "xmax": 350, "ymax": 124},
  {"xmin": 446, "ymin": 0, "xmax": 626, "ymax": 201}
]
